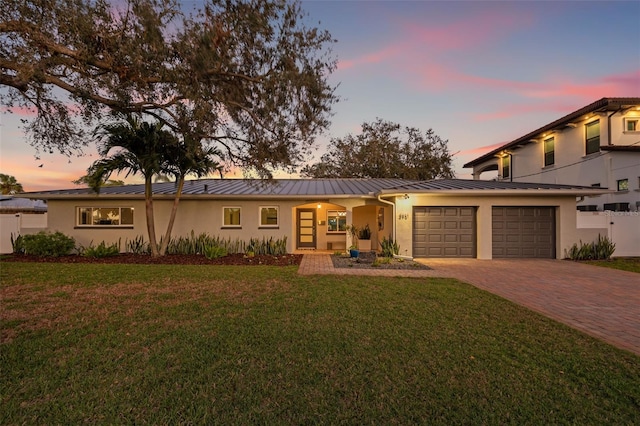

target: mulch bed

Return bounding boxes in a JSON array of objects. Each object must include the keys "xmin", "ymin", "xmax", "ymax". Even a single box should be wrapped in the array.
[{"xmin": 1, "ymin": 253, "xmax": 303, "ymax": 266}]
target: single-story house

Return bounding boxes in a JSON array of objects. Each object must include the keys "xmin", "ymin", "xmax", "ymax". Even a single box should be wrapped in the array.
[{"xmin": 16, "ymin": 178, "xmax": 609, "ymax": 259}]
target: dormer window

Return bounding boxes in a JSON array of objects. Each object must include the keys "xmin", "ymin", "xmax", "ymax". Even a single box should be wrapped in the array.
[
  {"xmin": 544, "ymin": 137, "xmax": 555, "ymax": 167},
  {"xmin": 501, "ymin": 156, "xmax": 510, "ymax": 179},
  {"xmin": 585, "ymin": 120, "xmax": 600, "ymax": 155}
]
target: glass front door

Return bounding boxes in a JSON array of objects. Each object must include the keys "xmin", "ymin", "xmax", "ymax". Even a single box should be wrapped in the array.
[{"xmin": 297, "ymin": 209, "xmax": 316, "ymax": 248}]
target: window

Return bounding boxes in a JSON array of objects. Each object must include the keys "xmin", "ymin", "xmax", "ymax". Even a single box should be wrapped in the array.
[
  {"xmin": 223, "ymin": 207, "xmax": 241, "ymax": 227},
  {"xmin": 501, "ymin": 156, "xmax": 510, "ymax": 179},
  {"xmin": 77, "ymin": 207, "xmax": 134, "ymax": 226},
  {"xmin": 585, "ymin": 120, "xmax": 600, "ymax": 155},
  {"xmin": 543, "ymin": 137, "xmax": 555, "ymax": 167},
  {"xmin": 624, "ymin": 118, "xmax": 639, "ymax": 132},
  {"xmin": 327, "ymin": 210, "xmax": 347, "ymax": 233},
  {"xmin": 259, "ymin": 206, "xmax": 279, "ymax": 227},
  {"xmin": 617, "ymin": 179, "xmax": 629, "ymax": 191}
]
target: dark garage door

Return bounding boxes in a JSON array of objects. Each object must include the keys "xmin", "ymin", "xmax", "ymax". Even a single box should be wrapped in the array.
[
  {"xmin": 413, "ymin": 207, "xmax": 476, "ymax": 258},
  {"xmin": 492, "ymin": 207, "xmax": 555, "ymax": 258}
]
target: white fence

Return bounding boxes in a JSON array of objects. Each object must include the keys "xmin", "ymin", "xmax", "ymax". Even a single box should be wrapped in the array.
[
  {"xmin": 577, "ymin": 211, "xmax": 640, "ymax": 257},
  {"xmin": 0, "ymin": 213, "xmax": 48, "ymax": 254}
]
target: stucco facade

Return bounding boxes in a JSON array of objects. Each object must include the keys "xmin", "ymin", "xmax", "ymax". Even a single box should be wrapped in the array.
[
  {"xmin": 465, "ymin": 98, "xmax": 640, "ymax": 212},
  {"xmin": 21, "ymin": 178, "xmax": 606, "ymax": 259}
]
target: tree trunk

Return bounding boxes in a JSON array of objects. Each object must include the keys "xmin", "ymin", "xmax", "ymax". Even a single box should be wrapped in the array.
[
  {"xmin": 159, "ymin": 177, "xmax": 185, "ymax": 256},
  {"xmin": 144, "ymin": 175, "xmax": 160, "ymax": 257}
]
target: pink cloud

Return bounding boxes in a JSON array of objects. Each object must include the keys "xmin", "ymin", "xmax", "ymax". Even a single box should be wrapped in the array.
[
  {"xmin": 455, "ymin": 142, "xmax": 508, "ymax": 157},
  {"xmin": 338, "ymin": 44, "xmax": 405, "ymax": 71},
  {"xmin": 471, "ymin": 70, "xmax": 640, "ymax": 122},
  {"xmin": 0, "ymin": 106, "xmax": 38, "ymax": 117},
  {"xmin": 403, "ymin": 10, "xmax": 534, "ymax": 52},
  {"xmin": 338, "ymin": 8, "xmax": 534, "ymax": 73}
]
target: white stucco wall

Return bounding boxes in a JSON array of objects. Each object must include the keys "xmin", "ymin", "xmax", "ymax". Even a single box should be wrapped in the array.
[
  {"xmin": 44, "ymin": 197, "xmax": 392, "ymax": 253},
  {"xmin": 472, "ymin": 109, "xmax": 640, "ymax": 210}
]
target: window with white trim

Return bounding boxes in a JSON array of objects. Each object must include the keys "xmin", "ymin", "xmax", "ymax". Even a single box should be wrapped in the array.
[
  {"xmin": 327, "ymin": 210, "xmax": 347, "ymax": 232},
  {"xmin": 77, "ymin": 207, "xmax": 134, "ymax": 226},
  {"xmin": 259, "ymin": 206, "xmax": 279, "ymax": 227},
  {"xmin": 624, "ymin": 118, "xmax": 639, "ymax": 132},
  {"xmin": 585, "ymin": 120, "xmax": 600, "ymax": 155},
  {"xmin": 223, "ymin": 207, "xmax": 241, "ymax": 227}
]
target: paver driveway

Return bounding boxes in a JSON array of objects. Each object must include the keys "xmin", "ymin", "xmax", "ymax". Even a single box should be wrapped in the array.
[{"xmin": 298, "ymin": 254, "xmax": 640, "ymax": 355}]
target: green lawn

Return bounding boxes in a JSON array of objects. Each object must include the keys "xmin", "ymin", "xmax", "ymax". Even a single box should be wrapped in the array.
[
  {"xmin": 586, "ymin": 257, "xmax": 640, "ymax": 273},
  {"xmin": 1, "ymin": 262, "xmax": 639, "ymax": 424}
]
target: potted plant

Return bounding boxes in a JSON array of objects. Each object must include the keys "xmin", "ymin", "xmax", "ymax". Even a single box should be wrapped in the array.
[
  {"xmin": 346, "ymin": 225, "xmax": 359, "ymax": 257},
  {"xmin": 358, "ymin": 224, "xmax": 372, "ymax": 252}
]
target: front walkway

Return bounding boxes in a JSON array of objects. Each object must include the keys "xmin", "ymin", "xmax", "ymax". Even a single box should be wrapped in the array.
[{"xmin": 298, "ymin": 253, "xmax": 640, "ymax": 356}]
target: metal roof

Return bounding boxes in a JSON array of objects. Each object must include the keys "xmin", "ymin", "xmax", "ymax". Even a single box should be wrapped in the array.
[
  {"xmin": 383, "ymin": 179, "xmax": 606, "ymax": 192},
  {"xmin": 463, "ymin": 97, "xmax": 640, "ymax": 168},
  {"xmin": 18, "ymin": 178, "xmax": 415, "ymax": 199},
  {"xmin": 16, "ymin": 178, "xmax": 609, "ymax": 200}
]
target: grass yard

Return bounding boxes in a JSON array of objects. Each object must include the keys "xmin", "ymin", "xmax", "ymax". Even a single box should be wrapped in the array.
[
  {"xmin": 1, "ymin": 262, "xmax": 639, "ymax": 424},
  {"xmin": 586, "ymin": 257, "xmax": 640, "ymax": 273}
]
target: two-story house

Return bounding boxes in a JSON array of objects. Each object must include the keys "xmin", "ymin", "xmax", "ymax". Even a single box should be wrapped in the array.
[{"xmin": 464, "ymin": 97, "xmax": 640, "ymax": 211}]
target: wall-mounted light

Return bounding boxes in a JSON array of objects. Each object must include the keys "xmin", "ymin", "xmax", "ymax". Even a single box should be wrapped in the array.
[
  {"xmin": 403, "ymin": 194, "xmax": 410, "ymax": 200},
  {"xmin": 317, "ymin": 204, "xmax": 322, "ymax": 209}
]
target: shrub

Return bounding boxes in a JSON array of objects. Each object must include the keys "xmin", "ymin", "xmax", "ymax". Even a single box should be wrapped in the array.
[
  {"xmin": 565, "ymin": 234, "xmax": 616, "ymax": 261},
  {"xmin": 81, "ymin": 241, "xmax": 120, "ymax": 258},
  {"xmin": 379, "ymin": 236, "xmax": 400, "ymax": 258},
  {"xmin": 20, "ymin": 231, "xmax": 75, "ymax": 257}
]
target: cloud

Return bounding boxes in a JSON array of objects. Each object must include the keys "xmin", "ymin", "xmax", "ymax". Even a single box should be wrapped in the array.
[
  {"xmin": 0, "ymin": 106, "xmax": 38, "ymax": 117},
  {"xmin": 338, "ymin": 7, "xmax": 535, "ymax": 75},
  {"xmin": 471, "ymin": 70, "xmax": 640, "ymax": 122},
  {"xmin": 454, "ymin": 142, "xmax": 508, "ymax": 158}
]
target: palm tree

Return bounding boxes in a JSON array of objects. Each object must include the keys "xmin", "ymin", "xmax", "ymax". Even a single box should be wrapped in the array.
[
  {"xmin": 87, "ymin": 115, "xmax": 178, "ymax": 256},
  {"xmin": 87, "ymin": 115, "xmax": 224, "ymax": 257},
  {"xmin": 158, "ymin": 135, "xmax": 223, "ymax": 255},
  {"xmin": 0, "ymin": 173, "xmax": 24, "ymax": 194}
]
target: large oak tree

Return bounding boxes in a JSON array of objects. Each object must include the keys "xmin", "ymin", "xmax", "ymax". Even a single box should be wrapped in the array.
[
  {"xmin": 1, "ymin": 0, "xmax": 338, "ymax": 177},
  {"xmin": 301, "ymin": 119, "xmax": 455, "ymax": 180}
]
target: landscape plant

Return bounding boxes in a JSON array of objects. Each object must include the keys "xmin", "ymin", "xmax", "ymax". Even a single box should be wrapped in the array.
[
  {"xmin": 203, "ymin": 245, "xmax": 228, "ymax": 260},
  {"xmin": 80, "ymin": 241, "xmax": 120, "ymax": 258},
  {"xmin": 379, "ymin": 236, "xmax": 400, "ymax": 257},
  {"xmin": 10, "ymin": 233, "xmax": 23, "ymax": 254},
  {"xmin": 16, "ymin": 231, "xmax": 75, "ymax": 257},
  {"xmin": 566, "ymin": 234, "xmax": 616, "ymax": 260}
]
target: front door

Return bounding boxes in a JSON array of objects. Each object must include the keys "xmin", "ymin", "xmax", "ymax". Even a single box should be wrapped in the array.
[{"xmin": 297, "ymin": 209, "xmax": 316, "ymax": 249}]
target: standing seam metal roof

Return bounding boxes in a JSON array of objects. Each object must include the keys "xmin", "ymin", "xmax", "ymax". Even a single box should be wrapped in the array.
[{"xmin": 17, "ymin": 178, "xmax": 606, "ymax": 199}]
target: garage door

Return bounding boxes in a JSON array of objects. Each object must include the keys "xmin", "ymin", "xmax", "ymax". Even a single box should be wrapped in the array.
[
  {"xmin": 492, "ymin": 207, "xmax": 555, "ymax": 258},
  {"xmin": 413, "ymin": 207, "xmax": 476, "ymax": 258}
]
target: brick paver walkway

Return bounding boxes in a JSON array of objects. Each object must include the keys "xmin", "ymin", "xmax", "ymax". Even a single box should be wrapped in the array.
[{"xmin": 298, "ymin": 254, "xmax": 640, "ymax": 355}]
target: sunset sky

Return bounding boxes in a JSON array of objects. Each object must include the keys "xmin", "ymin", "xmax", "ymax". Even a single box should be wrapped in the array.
[{"xmin": 1, "ymin": 0, "xmax": 639, "ymax": 192}]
